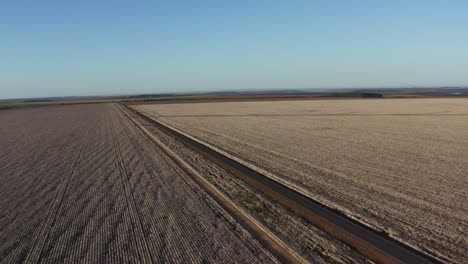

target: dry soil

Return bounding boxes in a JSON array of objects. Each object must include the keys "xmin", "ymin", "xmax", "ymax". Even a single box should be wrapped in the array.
[
  {"xmin": 136, "ymin": 98, "xmax": 468, "ymax": 263},
  {"xmin": 0, "ymin": 104, "xmax": 277, "ymax": 264}
]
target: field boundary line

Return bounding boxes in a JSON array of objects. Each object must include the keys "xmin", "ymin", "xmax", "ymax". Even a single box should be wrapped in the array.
[
  {"xmin": 25, "ymin": 120, "xmax": 93, "ymax": 264},
  {"xmin": 0, "ymin": 119, "xmax": 90, "ymax": 239},
  {"xmin": 127, "ymin": 105, "xmax": 441, "ymax": 264},
  {"xmin": 109, "ymin": 107, "xmax": 154, "ymax": 264},
  {"xmin": 118, "ymin": 105, "xmax": 306, "ymax": 264},
  {"xmin": 133, "ymin": 107, "xmax": 310, "ymax": 196}
]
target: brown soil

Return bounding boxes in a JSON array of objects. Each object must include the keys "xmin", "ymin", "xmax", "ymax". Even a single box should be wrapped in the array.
[
  {"xmin": 123, "ymin": 106, "xmax": 371, "ymax": 263},
  {"xmin": 0, "ymin": 104, "xmax": 277, "ymax": 263},
  {"xmin": 136, "ymin": 98, "xmax": 468, "ymax": 263}
]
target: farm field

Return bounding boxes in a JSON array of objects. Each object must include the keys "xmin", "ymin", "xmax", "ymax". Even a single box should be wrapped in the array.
[
  {"xmin": 0, "ymin": 104, "xmax": 278, "ymax": 263},
  {"xmin": 124, "ymin": 107, "xmax": 371, "ymax": 263},
  {"xmin": 136, "ymin": 98, "xmax": 468, "ymax": 263}
]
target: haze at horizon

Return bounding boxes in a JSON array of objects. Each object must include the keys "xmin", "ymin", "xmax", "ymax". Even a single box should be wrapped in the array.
[{"xmin": 1, "ymin": 1, "xmax": 467, "ymax": 99}]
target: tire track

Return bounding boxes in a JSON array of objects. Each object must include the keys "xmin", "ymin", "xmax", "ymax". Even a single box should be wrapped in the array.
[
  {"xmin": 108, "ymin": 109, "xmax": 153, "ymax": 264},
  {"xmin": 118, "ymin": 105, "xmax": 300, "ymax": 263},
  {"xmin": 0, "ymin": 108, "xmax": 95, "ymax": 263},
  {"xmin": 38, "ymin": 107, "xmax": 141, "ymax": 263},
  {"xmin": 0, "ymin": 121, "xmax": 89, "ymax": 228},
  {"xmin": 135, "ymin": 100, "xmax": 468, "ymax": 263},
  {"xmin": 24, "ymin": 121, "xmax": 93, "ymax": 264},
  {"xmin": 127, "ymin": 107, "xmax": 372, "ymax": 263},
  {"xmin": 114, "ymin": 105, "xmax": 279, "ymax": 263},
  {"xmin": 2, "ymin": 104, "xmax": 283, "ymax": 264},
  {"xmin": 128, "ymin": 105, "xmax": 442, "ymax": 264}
]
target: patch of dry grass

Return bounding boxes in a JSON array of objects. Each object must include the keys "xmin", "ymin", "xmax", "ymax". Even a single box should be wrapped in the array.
[{"xmin": 137, "ymin": 98, "xmax": 468, "ymax": 263}]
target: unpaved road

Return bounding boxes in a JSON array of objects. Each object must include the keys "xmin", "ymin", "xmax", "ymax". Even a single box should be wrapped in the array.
[
  {"xmin": 124, "ymin": 106, "xmax": 372, "ymax": 263},
  {"xmin": 136, "ymin": 98, "xmax": 468, "ymax": 263},
  {"xmin": 0, "ymin": 104, "xmax": 277, "ymax": 263}
]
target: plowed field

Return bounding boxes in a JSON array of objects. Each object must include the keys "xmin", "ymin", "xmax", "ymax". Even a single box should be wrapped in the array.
[
  {"xmin": 0, "ymin": 104, "xmax": 277, "ymax": 263},
  {"xmin": 136, "ymin": 98, "xmax": 468, "ymax": 263}
]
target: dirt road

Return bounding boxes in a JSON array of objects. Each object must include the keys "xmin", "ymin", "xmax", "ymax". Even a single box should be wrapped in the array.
[
  {"xmin": 136, "ymin": 98, "xmax": 468, "ymax": 263},
  {"xmin": 0, "ymin": 104, "xmax": 277, "ymax": 263}
]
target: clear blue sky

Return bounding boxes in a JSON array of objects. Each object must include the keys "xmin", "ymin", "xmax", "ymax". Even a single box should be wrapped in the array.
[{"xmin": 1, "ymin": 1, "xmax": 467, "ymax": 99}]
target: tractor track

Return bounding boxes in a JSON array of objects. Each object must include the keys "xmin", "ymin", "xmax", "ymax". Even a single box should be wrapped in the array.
[
  {"xmin": 108, "ymin": 111, "xmax": 154, "ymax": 264},
  {"xmin": 125, "ymin": 104, "xmax": 441, "ymax": 264},
  {"xmin": 25, "ymin": 119, "xmax": 94, "ymax": 264},
  {"xmin": 118, "ymin": 105, "xmax": 305, "ymax": 264},
  {"xmin": 1, "ymin": 104, "xmax": 280, "ymax": 263}
]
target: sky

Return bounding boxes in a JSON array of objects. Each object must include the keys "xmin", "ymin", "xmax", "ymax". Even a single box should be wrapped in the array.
[{"xmin": 1, "ymin": 1, "xmax": 467, "ymax": 99}]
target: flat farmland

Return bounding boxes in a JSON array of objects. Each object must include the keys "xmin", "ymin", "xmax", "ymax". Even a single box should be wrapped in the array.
[
  {"xmin": 136, "ymin": 98, "xmax": 468, "ymax": 263},
  {"xmin": 0, "ymin": 104, "xmax": 278, "ymax": 263}
]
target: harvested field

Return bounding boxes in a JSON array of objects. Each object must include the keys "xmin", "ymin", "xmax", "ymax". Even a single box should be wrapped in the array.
[
  {"xmin": 123, "ymin": 107, "xmax": 372, "ymax": 263},
  {"xmin": 0, "ymin": 104, "xmax": 278, "ymax": 263},
  {"xmin": 136, "ymin": 98, "xmax": 468, "ymax": 263}
]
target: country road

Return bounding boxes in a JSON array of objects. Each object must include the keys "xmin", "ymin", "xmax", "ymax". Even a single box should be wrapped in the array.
[{"xmin": 0, "ymin": 104, "xmax": 277, "ymax": 263}]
